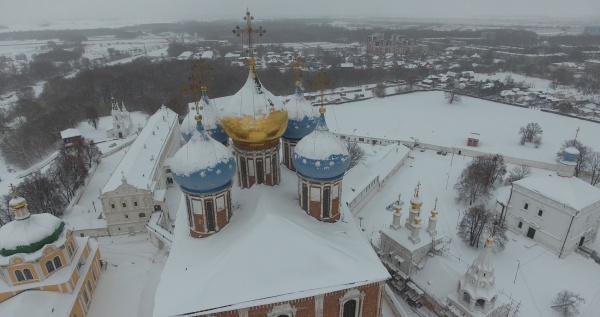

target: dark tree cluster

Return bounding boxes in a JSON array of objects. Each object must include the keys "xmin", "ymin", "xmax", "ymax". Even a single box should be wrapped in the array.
[
  {"xmin": 455, "ymin": 154, "xmax": 507, "ymax": 205},
  {"xmin": 14, "ymin": 139, "xmax": 100, "ymax": 218},
  {"xmin": 457, "ymin": 204, "xmax": 508, "ymax": 251}
]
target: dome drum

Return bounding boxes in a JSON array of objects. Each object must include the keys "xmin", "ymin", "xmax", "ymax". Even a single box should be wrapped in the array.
[{"xmin": 298, "ymin": 177, "xmax": 343, "ymax": 223}]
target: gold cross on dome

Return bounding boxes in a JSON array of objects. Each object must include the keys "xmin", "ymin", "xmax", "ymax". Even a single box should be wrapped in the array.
[
  {"xmin": 232, "ymin": 9, "xmax": 266, "ymax": 59},
  {"xmin": 290, "ymin": 54, "xmax": 305, "ymax": 83},
  {"xmin": 311, "ymin": 69, "xmax": 334, "ymax": 107},
  {"xmin": 191, "ymin": 58, "xmax": 212, "ymax": 92}
]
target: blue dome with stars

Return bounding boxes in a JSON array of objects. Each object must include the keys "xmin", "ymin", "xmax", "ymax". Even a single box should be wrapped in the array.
[
  {"xmin": 181, "ymin": 92, "xmax": 229, "ymax": 145},
  {"xmin": 282, "ymin": 82, "xmax": 318, "ymax": 141},
  {"xmin": 293, "ymin": 108, "xmax": 350, "ymax": 181},
  {"xmin": 172, "ymin": 115, "xmax": 236, "ymax": 194}
]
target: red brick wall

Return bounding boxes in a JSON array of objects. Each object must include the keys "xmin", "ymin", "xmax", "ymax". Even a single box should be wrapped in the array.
[{"xmin": 200, "ymin": 282, "xmax": 384, "ymax": 317}]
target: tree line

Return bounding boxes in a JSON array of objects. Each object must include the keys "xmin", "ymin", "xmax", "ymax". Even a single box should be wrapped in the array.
[{"xmin": 0, "ymin": 139, "xmax": 100, "ymax": 226}]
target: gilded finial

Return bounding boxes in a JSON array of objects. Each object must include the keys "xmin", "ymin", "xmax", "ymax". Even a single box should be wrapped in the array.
[
  {"xmin": 195, "ymin": 114, "xmax": 203, "ymax": 122},
  {"xmin": 319, "ymin": 107, "xmax": 326, "ymax": 114},
  {"xmin": 9, "ymin": 183, "xmax": 16, "ymax": 198},
  {"xmin": 312, "ymin": 69, "xmax": 334, "ymax": 107},
  {"xmin": 183, "ymin": 58, "xmax": 212, "ymax": 116},
  {"xmin": 291, "ymin": 53, "xmax": 305, "ymax": 84},
  {"xmin": 486, "ymin": 230, "xmax": 494, "ymax": 246}
]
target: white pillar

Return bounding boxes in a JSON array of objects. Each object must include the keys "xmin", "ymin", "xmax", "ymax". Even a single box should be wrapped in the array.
[
  {"xmin": 427, "ymin": 212, "xmax": 438, "ymax": 237},
  {"xmin": 409, "ymin": 216, "xmax": 422, "ymax": 244},
  {"xmin": 390, "ymin": 199, "xmax": 404, "ymax": 230}
]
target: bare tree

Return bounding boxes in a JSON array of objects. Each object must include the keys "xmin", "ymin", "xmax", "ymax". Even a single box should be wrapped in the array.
[
  {"xmin": 0, "ymin": 195, "xmax": 12, "ymax": 227},
  {"xmin": 86, "ymin": 106, "xmax": 100, "ymax": 130},
  {"xmin": 373, "ymin": 82, "xmax": 386, "ymax": 98},
  {"xmin": 345, "ymin": 141, "xmax": 365, "ymax": 170},
  {"xmin": 18, "ymin": 172, "xmax": 66, "ymax": 217},
  {"xmin": 556, "ymin": 139, "xmax": 590, "ymax": 177},
  {"xmin": 458, "ymin": 205, "xmax": 492, "ymax": 248},
  {"xmin": 505, "ymin": 165, "xmax": 532, "ymax": 185},
  {"xmin": 588, "ymin": 151, "xmax": 600, "ymax": 186},
  {"xmin": 552, "ymin": 290, "xmax": 585, "ymax": 317},
  {"xmin": 519, "ymin": 122, "xmax": 543, "ymax": 145},
  {"xmin": 444, "ymin": 81, "xmax": 462, "ymax": 104},
  {"xmin": 49, "ymin": 146, "xmax": 88, "ymax": 202},
  {"xmin": 455, "ymin": 154, "xmax": 506, "ymax": 205},
  {"xmin": 72, "ymin": 138, "xmax": 101, "ymax": 169}
]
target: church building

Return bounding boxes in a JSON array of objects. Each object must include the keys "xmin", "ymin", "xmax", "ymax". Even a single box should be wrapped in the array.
[
  {"xmin": 497, "ymin": 147, "xmax": 600, "ymax": 258},
  {"xmin": 153, "ymin": 11, "xmax": 389, "ymax": 317},
  {"xmin": 105, "ymin": 98, "xmax": 133, "ymax": 139},
  {"xmin": 0, "ymin": 189, "xmax": 103, "ymax": 317}
]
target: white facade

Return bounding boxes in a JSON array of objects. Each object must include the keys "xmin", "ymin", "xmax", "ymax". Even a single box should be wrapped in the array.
[
  {"xmin": 106, "ymin": 100, "xmax": 133, "ymax": 139},
  {"xmin": 101, "ymin": 106, "xmax": 180, "ymax": 236},
  {"xmin": 499, "ymin": 176, "xmax": 600, "ymax": 258}
]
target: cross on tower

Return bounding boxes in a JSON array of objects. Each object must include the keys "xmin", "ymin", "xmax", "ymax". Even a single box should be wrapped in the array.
[
  {"xmin": 414, "ymin": 182, "xmax": 421, "ymax": 197},
  {"xmin": 574, "ymin": 127, "xmax": 580, "ymax": 141},
  {"xmin": 434, "ymin": 197, "xmax": 438, "ymax": 209},
  {"xmin": 9, "ymin": 183, "xmax": 16, "ymax": 198},
  {"xmin": 182, "ymin": 59, "xmax": 212, "ymax": 115},
  {"xmin": 311, "ymin": 69, "xmax": 334, "ymax": 107},
  {"xmin": 290, "ymin": 54, "xmax": 305, "ymax": 84},
  {"xmin": 232, "ymin": 9, "xmax": 266, "ymax": 60}
]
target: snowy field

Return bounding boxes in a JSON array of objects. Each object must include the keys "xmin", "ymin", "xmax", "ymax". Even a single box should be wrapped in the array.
[
  {"xmin": 327, "ymin": 91, "xmax": 600, "ymax": 165},
  {"xmin": 473, "ymin": 71, "xmax": 583, "ymax": 96},
  {"xmin": 355, "ymin": 149, "xmax": 600, "ymax": 317}
]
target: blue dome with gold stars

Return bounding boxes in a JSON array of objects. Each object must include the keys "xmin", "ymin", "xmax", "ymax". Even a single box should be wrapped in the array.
[
  {"xmin": 172, "ymin": 115, "xmax": 236, "ymax": 194},
  {"xmin": 293, "ymin": 108, "xmax": 350, "ymax": 181},
  {"xmin": 282, "ymin": 81, "xmax": 318, "ymax": 141}
]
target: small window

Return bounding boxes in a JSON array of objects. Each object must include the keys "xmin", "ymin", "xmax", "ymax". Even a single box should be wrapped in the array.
[
  {"xmin": 166, "ymin": 168, "xmax": 172, "ymax": 173},
  {"xmin": 54, "ymin": 256, "xmax": 62, "ymax": 269},
  {"xmin": 46, "ymin": 261, "xmax": 56, "ymax": 273},
  {"xmin": 518, "ymin": 221, "xmax": 523, "ymax": 228},
  {"xmin": 538, "ymin": 210, "xmax": 543, "ymax": 217},
  {"xmin": 111, "ymin": 203, "xmax": 115, "ymax": 209},
  {"xmin": 125, "ymin": 215, "xmax": 129, "ymax": 219},
  {"xmin": 134, "ymin": 201, "xmax": 138, "ymax": 207},
  {"xmin": 87, "ymin": 280, "xmax": 93, "ymax": 294},
  {"xmin": 15, "ymin": 270, "xmax": 25, "ymax": 282},
  {"xmin": 122, "ymin": 202, "xmax": 126, "ymax": 208},
  {"xmin": 23, "ymin": 269, "xmax": 33, "ymax": 280},
  {"xmin": 523, "ymin": 203, "xmax": 529, "ymax": 210},
  {"xmin": 82, "ymin": 290, "xmax": 90, "ymax": 305},
  {"xmin": 139, "ymin": 213, "xmax": 146, "ymax": 218},
  {"xmin": 358, "ymin": 138, "xmax": 364, "ymax": 142},
  {"xmin": 117, "ymin": 125, "xmax": 120, "ymax": 129},
  {"xmin": 92, "ymin": 269, "xmax": 97, "ymax": 282}
]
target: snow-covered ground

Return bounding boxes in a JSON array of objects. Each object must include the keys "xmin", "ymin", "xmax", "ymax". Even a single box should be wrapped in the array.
[
  {"xmin": 355, "ymin": 148, "xmax": 600, "ymax": 317},
  {"xmin": 473, "ymin": 71, "xmax": 582, "ymax": 96},
  {"xmin": 86, "ymin": 235, "xmax": 168, "ymax": 317},
  {"xmin": 327, "ymin": 91, "xmax": 600, "ymax": 165}
]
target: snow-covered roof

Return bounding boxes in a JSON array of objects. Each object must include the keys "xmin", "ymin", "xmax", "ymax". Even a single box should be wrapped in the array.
[
  {"xmin": 0, "ymin": 213, "xmax": 63, "ymax": 252},
  {"xmin": 514, "ymin": 174, "xmax": 600, "ymax": 211},
  {"xmin": 101, "ymin": 106, "xmax": 178, "ymax": 194},
  {"xmin": 153, "ymin": 169, "xmax": 389, "ymax": 316},
  {"xmin": 220, "ymin": 71, "xmax": 285, "ymax": 119},
  {"xmin": 201, "ymin": 51, "xmax": 213, "ymax": 59},
  {"xmin": 495, "ymin": 186, "xmax": 511, "ymax": 205},
  {"xmin": 60, "ymin": 128, "xmax": 81, "ymax": 139}
]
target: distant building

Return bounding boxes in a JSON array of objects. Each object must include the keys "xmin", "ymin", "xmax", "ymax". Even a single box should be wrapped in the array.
[
  {"xmin": 100, "ymin": 106, "xmax": 180, "ymax": 236},
  {"xmin": 106, "ymin": 99, "xmax": 133, "ymax": 139},
  {"xmin": 0, "ymin": 190, "xmax": 102, "ymax": 317},
  {"xmin": 497, "ymin": 147, "xmax": 600, "ymax": 258},
  {"xmin": 583, "ymin": 26, "xmax": 600, "ymax": 36},
  {"xmin": 366, "ymin": 33, "xmax": 427, "ymax": 55},
  {"xmin": 60, "ymin": 128, "xmax": 82, "ymax": 147}
]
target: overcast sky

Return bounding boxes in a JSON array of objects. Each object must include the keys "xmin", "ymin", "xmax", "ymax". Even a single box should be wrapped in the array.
[{"xmin": 1, "ymin": 0, "xmax": 599, "ymax": 25}]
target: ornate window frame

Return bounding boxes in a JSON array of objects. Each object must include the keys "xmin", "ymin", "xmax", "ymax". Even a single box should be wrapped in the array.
[
  {"xmin": 339, "ymin": 289, "xmax": 366, "ymax": 317},
  {"xmin": 267, "ymin": 303, "xmax": 297, "ymax": 317}
]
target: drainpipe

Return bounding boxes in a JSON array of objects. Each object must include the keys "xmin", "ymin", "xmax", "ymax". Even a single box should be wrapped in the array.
[{"xmin": 559, "ymin": 207, "xmax": 576, "ymax": 258}]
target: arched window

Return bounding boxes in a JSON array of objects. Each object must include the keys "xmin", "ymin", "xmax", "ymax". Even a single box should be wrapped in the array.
[
  {"xmin": 23, "ymin": 269, "xmax": 33, "ymax": 280},
  {"xmin": 46, "ymin": 260, "xmax": 56, "ymax": 273},
  {"xmin": 15, "ymin": 270, "xmax": 25, "ymax": 282},
  {"xmin": 139, "ymin": 212, "xmax": 146, "ymax": 218},
  {"xmin": 476, "ymin": 299, "xmax": 486, "ymax": 310},
  {"xmin": 277, "ymin": 315, "xmax": 289, "ymax": 317},
  {"xmin": 463, "ymin": 292, "xmax": 471, "ymax": 304},
  {"xmin": 343, "ymin": 300, "xmax": 357, "ymax": 317},
  {"xmin": 53, "ymin": 256, "xmax": 62, "ymax": 269}
]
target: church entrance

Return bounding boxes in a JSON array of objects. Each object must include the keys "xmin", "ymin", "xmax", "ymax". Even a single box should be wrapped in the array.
[
  {"xmin": 527, "ymin": 227, "xmax": 536, "ymax": 239},
  {"xmin": 118, "ymin": 132, "xmax": 123, "ymax": 138},
  {"xmin": 579, "ymin": 236, "xmax": 585, "ymax": 246}
]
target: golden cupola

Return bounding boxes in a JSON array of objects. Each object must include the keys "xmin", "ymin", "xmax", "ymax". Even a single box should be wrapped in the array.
[{"xmin": 219, "ymin": 59, "xmax": 288, "ymax": 147}]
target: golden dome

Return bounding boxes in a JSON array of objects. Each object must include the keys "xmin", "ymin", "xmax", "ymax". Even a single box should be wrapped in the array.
[
  {"xmin": 221, "ymin": 108, "xmax": 288, "ymax": 145},
  {"xmin": 220, "ymin": 67, "xmax": 288, "ymax": 145}
]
